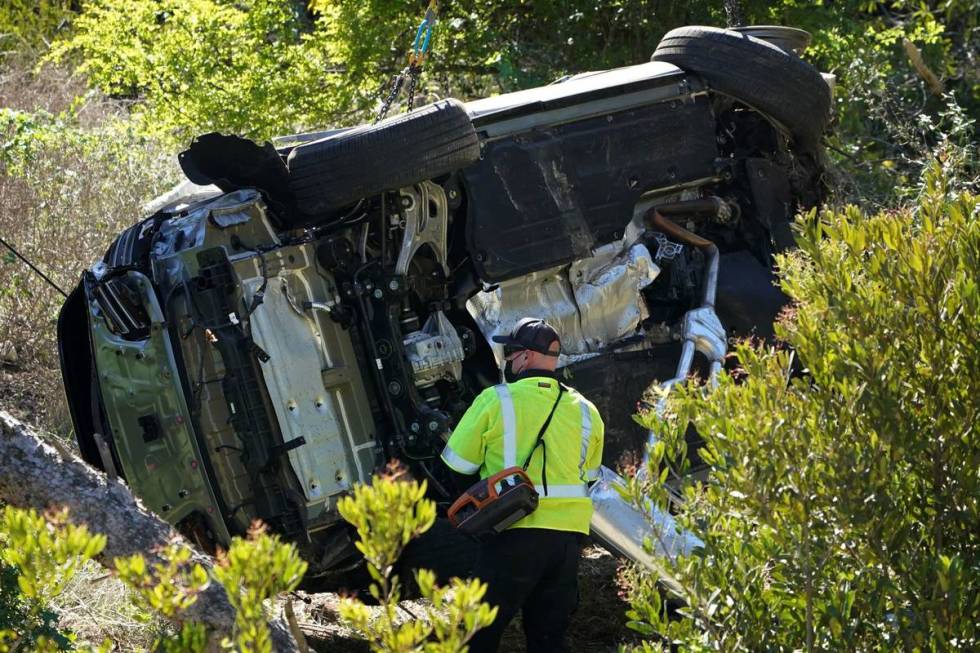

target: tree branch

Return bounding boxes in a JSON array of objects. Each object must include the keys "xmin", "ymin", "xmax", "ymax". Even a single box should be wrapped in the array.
[{"xmin": 903, "ymin": 39, "xmax": 944, "ymax": 97}]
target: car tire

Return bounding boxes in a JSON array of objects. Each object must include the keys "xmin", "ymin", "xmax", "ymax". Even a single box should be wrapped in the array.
[
  {"xmin": 287, "ymin": 98, "xmax": 480, "ymax": 215},
  {"xmin": 651, "ymin": 26, "xmax": 831, "ymax": 148}
]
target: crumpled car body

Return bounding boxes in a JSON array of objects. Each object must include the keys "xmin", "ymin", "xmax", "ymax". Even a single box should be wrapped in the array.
[{"xmin": 58, "ymin": 27, "xmax": 829, "ymax": 582}]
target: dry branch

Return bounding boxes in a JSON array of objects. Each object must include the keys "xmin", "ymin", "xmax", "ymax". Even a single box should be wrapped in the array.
[
  {"xmin": 903, "ymin": 38, "xmax": 944, "ymax": 97},
  {"xmin": 0, "ymin": 410, "xmax": 299, "ymax": 652}
]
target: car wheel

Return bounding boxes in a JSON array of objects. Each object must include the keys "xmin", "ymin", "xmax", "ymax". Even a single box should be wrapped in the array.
[
  {"xmin": 651, "ymin": 25, "xmax": 831, "ymax": 148},
  {"xmin": 287, "ymin": 98, "xmax": 480, "ymax": 216}
]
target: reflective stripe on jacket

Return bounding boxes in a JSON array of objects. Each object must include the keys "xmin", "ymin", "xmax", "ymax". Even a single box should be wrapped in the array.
[{"xmin": 440, "ymin": 376, "xmax": 604, "ymax": 534}]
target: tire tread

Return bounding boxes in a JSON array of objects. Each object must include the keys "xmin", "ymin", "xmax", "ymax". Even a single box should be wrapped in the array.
[
  {"xmin": 287, "ymin": 99, "xmax": 479, "ymax": 214},
  {"xmin": 652, "ymin": 26, "xmax": 830, "ymax": 146}
]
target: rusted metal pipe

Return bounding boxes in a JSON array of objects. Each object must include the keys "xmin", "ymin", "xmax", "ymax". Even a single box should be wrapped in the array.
[
  {"xmin": 650, "ymin": 196, "xmax": 730, "ymax": 223},
  {"xmin": 644, "ymin": 205, "xmax": 726, "ymax": 422},
  {"xmin": 647, "ymin": 208, "xmax": 719, "ymax": 309}
]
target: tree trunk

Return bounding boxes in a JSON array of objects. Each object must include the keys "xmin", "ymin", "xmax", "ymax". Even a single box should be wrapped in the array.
[{"xmin": 0, "ymin": 410, "xmax": 299, "ymax": 653}]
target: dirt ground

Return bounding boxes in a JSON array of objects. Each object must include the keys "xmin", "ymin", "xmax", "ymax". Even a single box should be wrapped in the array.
[{"xmin": 291, "ymin": 544, "xmax": 641, "ymax": 652}]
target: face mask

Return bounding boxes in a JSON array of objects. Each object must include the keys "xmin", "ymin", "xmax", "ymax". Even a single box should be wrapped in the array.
[
  {"xmin": 503, "ymin": 359, "xmax": 518, "ymax": 383},
  {"xmin": 503, "ymin": 351, "xmax": 528, "ymax": 383}
]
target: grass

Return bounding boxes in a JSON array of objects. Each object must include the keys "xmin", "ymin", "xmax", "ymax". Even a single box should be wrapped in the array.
[{"xmin": 51, "ymin": 560, "xmax": 170, "ymax": 651}]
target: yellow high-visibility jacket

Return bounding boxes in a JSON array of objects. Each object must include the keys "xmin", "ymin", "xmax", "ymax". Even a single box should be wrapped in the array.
[{"xmin": 441, "ymin": 375, "xmax": 604, "ymax": 534}]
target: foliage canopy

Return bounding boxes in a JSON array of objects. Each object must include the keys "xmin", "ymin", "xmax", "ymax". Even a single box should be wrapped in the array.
[
  {"xmin": 628, "ymin": 162, "xmax": 980, "ymax": 650},
  {"xmin": 45, "ymin": 0, "xmax": 978, "ymax": 159},
  {"xmin": 0, "ymin": 506, "xmax": 306, "ymax": 652},
  {"xmin": 0, "ymin": 1, "xmax": 73, "ymax": 51}
]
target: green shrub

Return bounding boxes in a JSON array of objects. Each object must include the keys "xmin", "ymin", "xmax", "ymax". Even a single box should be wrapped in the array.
[
  {"xmin": 337, "ymin": 465, "xmax": 497, "ymax": 652},
  {"xmin": 212, "ymin": 523, "xmax": 307, "ymax": 653},
  {"xmin": 0, "ymin": 1, "xmax": 74, "ymax": 52},
  {"xmin": 626, "ymin": 163, "xmax": 979, "ymax": 650},
  {"xmin": 755, "ymin": 1, "xmax": 979, "ymax": 205},
  {"xmin": 0, "ymin": 486, "xmax": 487, "ymax": 652},
  {"xmin": 113, "ymin": 545, "xmax": 210, "ymax": 652},
  {"xmin": 0, "ymin": 559, "xmax": 67, "ymax": 650},
  {"xmin": 0, "ymin": 506, "xmax": 309, "ymax": 652},
  {"xmin": 47, "ymin": 0, "xmax": 347, "ymax": 142},
  {"xmin": 0, "ymin": 506, "xmax": 106, "ymax": 650}
]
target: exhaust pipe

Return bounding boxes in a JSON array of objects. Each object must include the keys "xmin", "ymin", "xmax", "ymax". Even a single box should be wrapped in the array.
[
  {"xmin": 644, "ymin": 209, "xmax": 726, "ymax": 415},
  {"xmin": 589, "ymin": 203, "xmax": 729, "ymax": 579}
]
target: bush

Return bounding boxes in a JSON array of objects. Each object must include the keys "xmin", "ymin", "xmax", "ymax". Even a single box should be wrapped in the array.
[
  {"xmin": 0, "ymin": 99, "xmax": 179, "ymax": 435},
  {"xmin": 0, "ymin": 506, "xmax": 307, "ymax": 652},
  {"xmin": 47, "ymin": 0, "xmax": 348, "ymax": 143},
  {"xmin": 113, "ymin": 544, "xmax": 211, "ymax": 653},
  {"xmin": 627, "ymin": 163, "xmax": 979, "ymax": 650},
  {"xmin": 337, "ymin": 464, "xmax": 496, "ymax": 652},
  {"xmin": 212, "ymin": 523, "xmax": 307, "ymax": 653},
  {"xmin": 0, "ymin": 1, "xmax": 73, "ymax": 53},
  {"xmin": 0, "ymin": 470, "xmax": 492, "ymax": 652},
  {"xmin": 0, "ymin": 506, "xmax": 104, "ymax": 650},
  {"xmin": 755, "ymin": 1, "xmax": 979, "ymax": 206}
]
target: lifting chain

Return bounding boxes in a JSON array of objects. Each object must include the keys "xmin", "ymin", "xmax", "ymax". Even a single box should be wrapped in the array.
[
  {"xmin": 723, "ymin": 0, "xmax": 746, "ymax": 27},
  {"xmin": 375, "ymin": 0, "xmax": 438, "ymax": 122}
]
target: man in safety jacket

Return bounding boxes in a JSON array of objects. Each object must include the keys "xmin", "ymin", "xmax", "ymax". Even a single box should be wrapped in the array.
[{"xmin": 440, "ymin": 317, "xmax": 604, "ymax": 653}]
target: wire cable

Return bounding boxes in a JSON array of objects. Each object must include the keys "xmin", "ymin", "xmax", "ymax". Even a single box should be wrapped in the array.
[{"xmin": 0, "ymin": 235, "xmax": 68, "ymax": 298}]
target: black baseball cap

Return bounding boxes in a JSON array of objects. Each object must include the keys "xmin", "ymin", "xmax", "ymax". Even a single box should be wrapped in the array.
[{"xmin": 491, "ymin": 318, "xmax": 561, "ymax": 356}]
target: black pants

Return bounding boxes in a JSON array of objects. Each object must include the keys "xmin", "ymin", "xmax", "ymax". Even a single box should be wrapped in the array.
[{"xmin": 468, "ymin": 528, "xmax": 584, "ymax": 653}]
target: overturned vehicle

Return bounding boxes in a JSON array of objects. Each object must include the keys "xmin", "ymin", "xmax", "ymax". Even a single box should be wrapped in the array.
[{"xmin": 58, "ymin": 27, "xmax": 831, "ymax": 581}]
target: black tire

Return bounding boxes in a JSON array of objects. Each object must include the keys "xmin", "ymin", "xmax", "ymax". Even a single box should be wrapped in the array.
[
  {"xmin": 287, "ymin": 99, "xmax": 480, "ymax": 215},
  {"xmin": 651, "ymin": 26, "xmax": 831, "ymax": 147}
]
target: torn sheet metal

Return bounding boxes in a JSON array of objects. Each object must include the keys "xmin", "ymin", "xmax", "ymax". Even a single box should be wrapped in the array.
[
  {"xmin": 571, "ymin": 240, "xmax": 659, "ymax": 351},
  {"xmin": 467, "ymin": 239, "xmax": 659, "ymax": 365}
]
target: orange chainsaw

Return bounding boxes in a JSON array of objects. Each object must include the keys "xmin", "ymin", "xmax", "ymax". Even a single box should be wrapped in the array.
[{"xmin": 448, "ymin": 467, "xmax": 539, "ymax": 540}]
